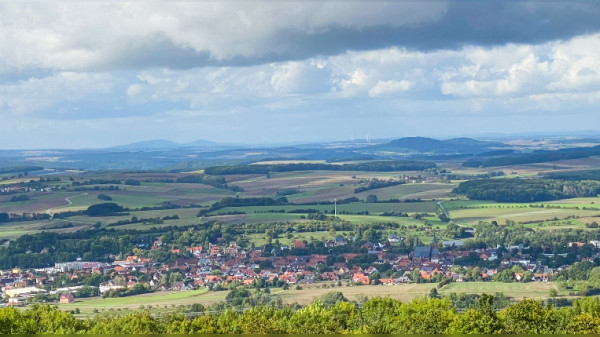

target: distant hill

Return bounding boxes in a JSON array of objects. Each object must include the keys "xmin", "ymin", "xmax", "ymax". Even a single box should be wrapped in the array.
[
  {"xmin": 109, "ymin": 140, "xmax": 181, "ymax": 150},
  {"xmin": 375, "ymin": 137, "xmax": 499, "ymax": 154},
  {"xmin": 183, "ymin": 139, "xmax": 221, "ymax": 147},
  {"xmin": 464, "ymin": 145, "xmax": 600, "ymax": 167},
  {"xmin": 444, "ymin": 137, "xmax": 503, "ymax": 147},
  {"xmin": 109, "ymin": 139, "xmax": 221, "ymax": 151}
]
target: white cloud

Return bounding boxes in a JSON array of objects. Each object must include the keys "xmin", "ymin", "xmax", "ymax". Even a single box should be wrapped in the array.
[
  {"xmin": 368, "ymin": 80, "xmax": 412, "ymax": 97},
  {"xmin": 440, "ymin": 34, "xmax": 600, "ymax": 99},
  {"xmin": 3, "ymin": 26, "xmax": 600, "ymax": 148},
  {"xmin": 0, "ymin": 72, "xmax": 114, "ymax": 116},
  {"xmin": 0, "ymin": 3, "xmax": 447, "ymax": 74}
]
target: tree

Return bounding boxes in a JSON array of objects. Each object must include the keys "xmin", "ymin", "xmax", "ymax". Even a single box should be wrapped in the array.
[
  {"xmin": 446, "ymin": 294, "xmax": 505, "ymax": 334},
  {"xmin": 358, "ymin": 297, "xmax": 402, "ymax": 334},
  {"xmin": 366, "ymin": 194, "xmax": 378, "ymax": 203},
  {"xmin": 86, "ymin": 203, "xmax": 124, "ymax": 217},
  {"xmin": 318, "ymin": 291, "xmax": 348, "ymax": 308},
  {"xmin": 389, "ymin": 298, "xmax": 456, "ymax": 334},
  {"xmin": 288, "ymin": 302, "xmax": 338, "ymax": 334},
  {"xmin": 500, "ymin": 299, "xmax": 560, "ymax": 334}
]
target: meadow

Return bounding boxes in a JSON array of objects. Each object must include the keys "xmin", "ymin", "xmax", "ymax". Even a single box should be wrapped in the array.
[
  {"xmin": 57, "ymin": 281, "xmax": 560, "ymax": 316},
  {"xmin": 444, "ymin": 198, "xmax": 600, "ymax": 227},
  {"xmin": 59, "ymin": 289, "xmax": 222, "ymax": 316},
  {"xmin": 5, "ymin": 166, "xmax": 600, "ymax": 240}
]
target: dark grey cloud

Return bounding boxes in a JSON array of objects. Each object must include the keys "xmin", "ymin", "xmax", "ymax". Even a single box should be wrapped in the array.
[
  {"xmin": 4, "ymin": 2, "xmax": 599, "ymax": 72},
  {"xmin": 95, "ymin": 2, "xmax": 600, "ymax": 69}
]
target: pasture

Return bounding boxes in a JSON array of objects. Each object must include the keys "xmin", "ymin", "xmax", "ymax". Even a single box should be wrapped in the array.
[
  {"xmin": 206, "ymin": 201, "xmax": 438, "ymax": 216},
  {"xmin": 440, "ymin": 281, "xmax": 557, "ymax": 299},
  {"xmin": 57, "ymin": 281, "xmax": 560, "ymax": 316},
  {"xmin": 59, "ymin": 289, "xmax": 224, "ymax": 316},
  {"xmin": 445, "ymin": 198, "xmax": 600, "ymax": 226}
]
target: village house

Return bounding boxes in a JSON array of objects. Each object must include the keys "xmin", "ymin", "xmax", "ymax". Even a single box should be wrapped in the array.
[{"xmin": 59, "ymin": 293, "xmax": 75, "ymax": 304}]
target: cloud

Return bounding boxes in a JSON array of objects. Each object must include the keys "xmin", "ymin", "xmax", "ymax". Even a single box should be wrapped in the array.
[
  {"xmin": 2, "ymin": 2, "xmax": 600, "ymax": 74},
  {"xmin": 2, "ymin": 3, "xmax": 600, "ymax": 148},
  {"xmin": 439, "ymin": 34, "xmax": 600, "ymax": 100},
  {"xmin": 368, "ymin": 80, "xmax": 412, "ymax": 97},
  {"xmin": 0, "ymin": 72, "xmax": 114, "ymax": 116}
]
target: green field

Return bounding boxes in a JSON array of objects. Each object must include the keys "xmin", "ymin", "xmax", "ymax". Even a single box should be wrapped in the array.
[
  {"xmin": 57, "ymin": 281, "xmax": 560, "ymax": 316},
  {"xmin": 441, "ymin": 281, "xmax": 557, "ymax": 299},
  {"xmin": 445, "ymin": 198, "xmax": 600, "ymax": 226},
  {"xmin": 337, "ymin": 214, "xmax": 427, "ymax": 225},
  {"xmin": 207, "ymin": 201, "xmax": 437, "ymax": 216},
  {"xmin": 59, "ymin": 289, "xmax": 223, "ymax": 316},
  {"xmin": 0, "ymin": 220, "xmax": 92, "ymax": 240},
  {"xmin": 354, "ymin": 183, "xmax": 455, "ymax": 201}
]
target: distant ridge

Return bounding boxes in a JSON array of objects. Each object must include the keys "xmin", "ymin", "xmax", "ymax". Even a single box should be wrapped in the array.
[
  {"xmin": 376, "ymin": 136, "xmax": 500, "ymax": 154},
  {"xmin": 108, "ymin": 139, "xmax": 181, "ymax": 150},
  {"xmin": 109, "ymin": 139, "xmax": 221, "ymax": 151}
]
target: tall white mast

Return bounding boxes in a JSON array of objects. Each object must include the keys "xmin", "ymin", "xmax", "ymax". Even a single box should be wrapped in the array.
[{"xmin": 334, "ymin": 199, "xmax": 337, "ymax": 217}]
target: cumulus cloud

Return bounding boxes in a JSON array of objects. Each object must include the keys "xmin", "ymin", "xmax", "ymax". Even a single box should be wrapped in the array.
[
  {"xmin": 368, "ymin": 80, "xmax": 413, "ymax": 97},
  {"xmin": 440, "ymin": 34, "xmax": 600, "ymax": 100},
  {"xmin": 2, "ymin": 2, "xmax": 600, "ymax": 148},
  {"xmin": 2, "ymin": 2, "xmax": 600, "ymax": 74},
  {"xmin": 0, "ymin": 2, "xmax": 447, "ymax": 73}
]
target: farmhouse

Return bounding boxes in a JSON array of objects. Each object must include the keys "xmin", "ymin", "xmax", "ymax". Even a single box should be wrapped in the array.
[{"xmin": 59, "ymin": 293, "xmax": 75, "ymax": 304}]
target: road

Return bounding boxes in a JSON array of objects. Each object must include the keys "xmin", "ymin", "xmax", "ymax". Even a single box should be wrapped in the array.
[
  {"xmin": 437, "ymin": 201, "xmax": 449, "ymax": 219},
  {"xmin": 46, "ymin": 193, "xmax": 88, "ymax": 215}
]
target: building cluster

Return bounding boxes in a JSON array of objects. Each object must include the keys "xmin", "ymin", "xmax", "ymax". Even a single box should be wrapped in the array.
[{"xmin": 3, "ymin": 236, "xmax": 599, "ymax": 307}]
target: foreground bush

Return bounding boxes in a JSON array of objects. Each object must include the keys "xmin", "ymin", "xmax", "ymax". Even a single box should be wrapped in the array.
[{"xmin": 5, "ymin": 296, "xmax": 600, "ymax": 334}]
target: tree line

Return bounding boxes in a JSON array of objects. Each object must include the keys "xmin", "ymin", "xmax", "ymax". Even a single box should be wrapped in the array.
[
  {"xmin": 463, "ymin": 145, "xmax": 600, "ymax": 168},
  {"xmin": 204, "ymin": 160, "xmax": 436, "ymax": 175},
  {"xmin": 6, "ymin": 296, "xmax": 600, "ymax": 333},
  {"xmin": 453, "ymin": 178, "xmax": 600, "ymax": 202},
  {"xmin": 543, "ymin": 169, "xmax": 600, "ymax": 181}
]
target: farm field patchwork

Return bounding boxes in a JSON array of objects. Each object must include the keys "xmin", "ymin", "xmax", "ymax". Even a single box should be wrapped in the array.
[{"xmin": 445, "ymin": 197, "xmax": 600, "ymax": 226}]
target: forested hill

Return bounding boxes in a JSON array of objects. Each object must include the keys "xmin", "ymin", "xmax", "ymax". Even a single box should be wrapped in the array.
[
  {"xmin": 375, "ymin": 137, "xmax": 500, "ymax": 154},
  {"xmin": 463, "ymin": 145, "xmax": 600, "ymax": 167},
  {"xmin": 453, "ymin": 178, "xmax": 600, "ymax": 202},
  {"xmin": 204, "ymin": 161, "xmax": 435, "ymax": 175}
]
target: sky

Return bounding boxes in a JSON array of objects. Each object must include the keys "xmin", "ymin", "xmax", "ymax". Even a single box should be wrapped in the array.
[{"xmin": 2, "ymin": 2, "xmax": 600, "ymax": 149}]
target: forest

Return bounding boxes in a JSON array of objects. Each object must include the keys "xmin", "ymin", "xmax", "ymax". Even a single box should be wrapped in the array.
[
  {"xmin": 463, "ymin": 145, "xmax": 600, "ymax": 167},
  {"xmin": 544, "ymin": 169, "xmax": 600, "ymax": 181},
  {"xmin": 203, "ymin": 160, "xmax": 436, "ymax": 175},
  {"xmin": 453, "ymin": 178, "xmax": 600, "ymax": 202}
]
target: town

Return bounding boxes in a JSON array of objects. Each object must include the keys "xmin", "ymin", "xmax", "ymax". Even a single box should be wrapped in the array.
[{"xmin": 2, "ymin": 224, "xmax": 596, "ymax": 309}]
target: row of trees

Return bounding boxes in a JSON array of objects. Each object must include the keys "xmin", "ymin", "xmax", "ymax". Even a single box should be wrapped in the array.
[
  {"xmin": 6, "ymin": 296, "xmax": 600, "ymax": 334},
  {"xmin": 463, "ymin": 145, "xmax": 600, "ymax": 167},
  {"xmin": 454, "ymin": 178, "xmax": 600, "ymax": 202},
  {"xmin": 204, "ymin": 160, "xmax": 436, "ymax": 175}
]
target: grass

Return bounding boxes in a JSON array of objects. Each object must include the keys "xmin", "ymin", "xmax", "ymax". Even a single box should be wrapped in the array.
[
  {"xmin": 58, "ymin": 281, "xmax": 559, "ymax": 317},
  {"xmin": 337, "ymin": 214, "xmax": 425, "ymax": 225},
  {"xmin": 441, "ymin": 281, "xmax": 557, "ymax": 299},
  {"xmin": 0, "ymin": 220, "xmax": 92, "ymax": 240},
  {"xmin": 280, "ymin": 281, "xmax": 558, "ymax": 306},
  {"xmin": 59, "ymin": 289, "xmax": 225, "ymax": 316},
  {"xmin": 206, "ymin": 201, "xmax": 437, "ymax": 216},
  {"xmin": 244, "ymin": 230, "xmax": 354, "ymax": 246},
  {"xmin": 450, "ymin": 207, "xmax": 600, "ymax": 225},
  {"xmin": 445, "ymin": 197, "xmax": 600, "ymax": 226},
  {"xmin": 354, "ymin": 183, "xmax": 456, "ymax": 201},
  {"xmin": 53, "ymin": 279, "xmax": 565, "ymax": 318}
]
